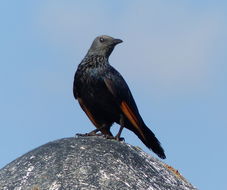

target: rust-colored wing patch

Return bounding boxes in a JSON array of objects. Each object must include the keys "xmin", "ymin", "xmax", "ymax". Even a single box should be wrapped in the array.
[
  {"xmin": 120, "ymin": 101, "xmax": 145, "ymax": 140},
  {"xmin": 78, "ymin": 98, "xmax": 99, "ymax": 127}
]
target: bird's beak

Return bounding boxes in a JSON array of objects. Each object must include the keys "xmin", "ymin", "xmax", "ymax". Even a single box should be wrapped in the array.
[{"xmin": 113, "ymin": 39, "xmax": 123, "ymax": 45}]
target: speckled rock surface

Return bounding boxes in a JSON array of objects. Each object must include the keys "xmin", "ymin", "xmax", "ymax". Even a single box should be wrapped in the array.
[{"xmin": 0, "ymin": 136, "xmax": 196, "ymax": 190}]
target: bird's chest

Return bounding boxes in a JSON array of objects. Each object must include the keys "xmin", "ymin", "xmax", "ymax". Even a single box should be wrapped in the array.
[
  {"xmin": 74, "ymin": 63, "xmax": 121, "ymax": 120},
  {"xmin": 77, "ymin": 67, "xmax": 107, "ymax": 98}
]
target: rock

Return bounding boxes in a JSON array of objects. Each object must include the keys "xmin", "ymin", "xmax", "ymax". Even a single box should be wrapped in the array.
[{"xmin": 0, "ymin": 136, "xmax": 196, "ymax": 190}]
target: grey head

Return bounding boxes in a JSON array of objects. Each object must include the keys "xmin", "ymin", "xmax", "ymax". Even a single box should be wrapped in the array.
[{"xmin": 86, "ymin": 35, "xmax": 123, "ymax": 58}]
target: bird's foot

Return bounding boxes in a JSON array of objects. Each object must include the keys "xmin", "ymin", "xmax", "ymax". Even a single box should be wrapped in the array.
[
  {"xmin": 76, "ymin": 132, "xmax": 103, "ymax": 137},
  {"xmin": 115, "ymin": 136, "xmax": 125, "ymax": 141},
  {"xmin": 104, "ymin": 134, "xmax": 115, "ymax": 139},
  {"xmin": 105, "ymin": 135, "xmax": 124, "ymax": 141}
]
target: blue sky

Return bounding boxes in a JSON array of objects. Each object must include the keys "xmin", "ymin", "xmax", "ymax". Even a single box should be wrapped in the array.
[{"xmin": 0, "ymin": 1, "xmax": 227, "ymax": 189}]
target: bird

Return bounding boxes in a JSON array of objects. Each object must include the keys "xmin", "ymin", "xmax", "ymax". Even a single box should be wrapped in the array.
[{"xmin": 73, "ymin": 35, "xmax": 166, "ymax": 159}]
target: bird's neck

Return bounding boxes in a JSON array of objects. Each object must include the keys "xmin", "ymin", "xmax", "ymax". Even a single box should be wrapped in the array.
[
  {"xmin": 81, "ymin": 54, "xmax": 108, "ymax": 68},
  {"xmin": 86, "ymin": 47, "xmax": 114, "ymax": 60}
]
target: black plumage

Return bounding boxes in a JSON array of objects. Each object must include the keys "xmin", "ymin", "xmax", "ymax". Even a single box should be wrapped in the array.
[{"xmin": 73, "ymin": 35, "xmax": 166, "ymax": 159}]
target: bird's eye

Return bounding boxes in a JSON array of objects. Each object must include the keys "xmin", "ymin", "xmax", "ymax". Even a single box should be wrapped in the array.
[{"xmin": 99, "ymin": 37, "xmax": 104, "ymax": 43}]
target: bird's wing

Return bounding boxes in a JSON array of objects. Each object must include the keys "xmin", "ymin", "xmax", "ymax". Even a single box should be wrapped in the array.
[
  {"xmin": 103, "ymin": 69, "xmax": 145, "ymax": 137},
  {"xmin": 77, "ymin": 98, "xmax": 99, "ymax": 127},
  {"xmin": 103, "ymin": 67, "xmax": 166, "ymax": 159}
]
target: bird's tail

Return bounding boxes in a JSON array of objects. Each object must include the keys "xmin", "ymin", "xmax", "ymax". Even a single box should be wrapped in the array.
[
  {"xmin": 120, "ymin": 101, "xmax": 166, "ymax": 159},
  {"xmin": 125, "ymin": 119, "xmax": 166, "ymax": 159}
]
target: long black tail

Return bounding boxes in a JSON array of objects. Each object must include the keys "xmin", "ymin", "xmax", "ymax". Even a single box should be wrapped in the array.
[{"xmin": 125, "ymin": 120, "xmax": 166, "ymax": 159}]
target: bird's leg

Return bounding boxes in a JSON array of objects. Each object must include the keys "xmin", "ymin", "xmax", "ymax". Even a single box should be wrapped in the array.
[
  {"xmin": 86, "ymin": 128, "xmax": 103, "ymax": 136},
  {"xmin": 114, "ymin": 115, "xmax": 125, "ymax": 141},
  {"xmin": 76, "ymin": 125, "xmax": 108, "ymax": 137}
]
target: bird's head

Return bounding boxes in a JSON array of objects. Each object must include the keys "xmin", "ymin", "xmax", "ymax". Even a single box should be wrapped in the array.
[{"xmin": 87, "ymin": 35, "xmax": 123, "ymax": 58}]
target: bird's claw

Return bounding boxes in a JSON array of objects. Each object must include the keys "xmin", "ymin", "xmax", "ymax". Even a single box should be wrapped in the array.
[
  {"xmin": 76, "ymin": 132, "xmax": 103, "ymax": 137},
  {"xmin": 105, "ymin": 135, "xmax": 124, "ymax": 142},
  {"xmin": 115, "ymin": 136, "xmax": 125, "ymax": 141},
  {"xmin": 104, "ymin": 134, "xmax": 114, "ymax": 139},
  {"xmin": 76, "ymin": 132, "xmax": 124, "ymax": 141}
]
